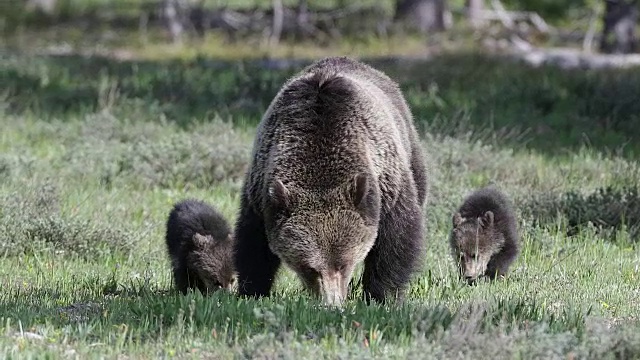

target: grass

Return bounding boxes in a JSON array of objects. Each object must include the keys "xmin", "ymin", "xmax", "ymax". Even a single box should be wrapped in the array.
[
  {"xmin": 4, "ymin": 50, "xmax": 640, "ymax": 157},
  {"xmin": 1, "ymin": 46, "xmax": 640, "ymax": 358}
]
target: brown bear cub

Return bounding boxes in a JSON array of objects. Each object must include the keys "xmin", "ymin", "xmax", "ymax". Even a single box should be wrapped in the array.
[
  {"xmin": 450, "ymin": 186, "xmax": 520, "ymax": 284},
  {"xmin": 165, "ymin": 199, "xmax": 236, "ymax": 295},
  {"xmin": 233, "ymin": 56, "xmax": 429, "ymax": 306}
]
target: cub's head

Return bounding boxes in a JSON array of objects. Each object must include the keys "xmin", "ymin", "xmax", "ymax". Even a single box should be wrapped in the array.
[
  {"xmin": 265, "ymin": 173, "xmax": 380, "ymax": 307},
  {"xmin": 450, "ymin": 211, "xmax": 503, "ymax": 284},
  {"xmin": 188, "ymin": 233, "xmax": 237, "ymax": 293}
]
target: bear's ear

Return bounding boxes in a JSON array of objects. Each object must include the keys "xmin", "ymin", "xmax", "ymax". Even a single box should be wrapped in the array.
[
  {"xmin": 193, "ymin": 233, "xmax": 213, "ymax": 247},
  {"xmin": 453, "ymin": 212, "xmax": 463, "ymax": 227},
  {"xmin": 479, "ymin": 211, "xmax": 494, "ymax": 228},
  {"xmin": 348, "ymin": 173, "xmax": 369, "ymax": 208},
  {"xmin": 268, "ymin": 179, "xmax": 290, "ymax": 210}
]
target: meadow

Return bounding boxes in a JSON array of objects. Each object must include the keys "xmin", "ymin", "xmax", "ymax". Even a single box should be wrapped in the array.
[{"xmin": 1, "ymin": 48, "xmax": 640, "ymax": 358}]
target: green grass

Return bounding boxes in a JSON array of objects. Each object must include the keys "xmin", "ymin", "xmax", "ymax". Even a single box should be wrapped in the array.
[
  {"xmin": 3, "ymin": 51, "xmax": 640, "ymax": 157},
  {"xmin": 1, "ymin": 51, "xmax": 640, "ymax": 358}
]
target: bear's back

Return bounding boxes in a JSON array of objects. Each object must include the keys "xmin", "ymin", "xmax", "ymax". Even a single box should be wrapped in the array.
[
  {"xmin": 166, "ymin": 199, "xmax": 231, "ymax": 250},
  {"xmin": 247, "ymin": 57, "xmax": 417, "ymax": 211}
]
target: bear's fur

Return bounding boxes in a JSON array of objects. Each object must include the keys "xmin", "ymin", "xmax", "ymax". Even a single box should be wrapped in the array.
[
  {"xmin": 449, "ymin": 186, "xmax": 520, "ymax": 284},
  {"xmin": 165, "ymin": 199, "xmax": 236, "ymax": 294},
  {"xmin": 233, "ymin": 56, "xmax": 429, "ymax": 306}
]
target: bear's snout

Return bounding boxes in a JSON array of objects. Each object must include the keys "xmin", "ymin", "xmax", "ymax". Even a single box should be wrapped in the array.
[{"xmin": 320, "ymin": 270, "xmax": 348, "ymax": 306}]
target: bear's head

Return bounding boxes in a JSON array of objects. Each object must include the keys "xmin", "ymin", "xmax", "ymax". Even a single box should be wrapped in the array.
[
  {"xmin": 450, "ymin": 211, "xmax": 504, "ymax": 284},
  {"xmin": 188, "ymin": 233, "xmax": 237, "ymax": 293},
  {"xmin": 265, "ymin": 173, "xmax": 381, "ymax": 306}
]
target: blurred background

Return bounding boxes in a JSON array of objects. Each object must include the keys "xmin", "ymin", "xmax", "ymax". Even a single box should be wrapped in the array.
[
  {"xmin": 4, "ymin": 0, "xmax": 639, "ymax": 59},
  {"xmin": 2, "ymin": 0, "xmax": 640, "ymax": 155}
]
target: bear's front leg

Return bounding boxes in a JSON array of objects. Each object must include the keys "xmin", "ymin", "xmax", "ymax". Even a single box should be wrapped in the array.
[
  {"xmin": 485, "ymin": 242, "xmax": 519, "ymax": 280},
  {"xmin": 172, "ymin": 264, "xmax": 191, "ymax": 295},
  {"xmin": 361, "ymin": 193, "xmax": 425, "ymax": 304},
  {"xmin": 233, "ymin": 192, "xmax": 281, "ymax": 297}
]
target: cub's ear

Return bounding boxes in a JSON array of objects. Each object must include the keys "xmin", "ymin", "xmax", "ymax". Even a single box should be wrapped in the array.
[
  {"xmin": 193, "ymin": 233, "xmax": 213, "ymax": 247},
  {"xmin": 453, "ymin": 212, "xmax": 463, "ymax": 227},
  {"xmin": 268, "ymin": 179, "xmax": 290, "ymax": 210},
  {"xmin": 479, "ymin": 211, "xmax": 494, "ymax": 228},
  {"xmin": 348, "ymin": 173, "xmax": 369, "ymax": 208}
]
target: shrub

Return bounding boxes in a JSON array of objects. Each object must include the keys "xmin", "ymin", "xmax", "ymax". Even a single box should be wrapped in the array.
[
  {"xmin": 522, "ymin": 186, "xmax": 640, "ymax": 243},
  {"xmin": 0, "ymin": 182, "xmax": 134, "ymax": 258}
]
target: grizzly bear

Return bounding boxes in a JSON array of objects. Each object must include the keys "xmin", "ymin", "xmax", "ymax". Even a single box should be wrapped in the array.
[
  {"xmin": 449, "ymin": 186, "xmax": 520, "ymax": 284},
  {"xmin": 232, "ymin": 56, "xmax": 429, "ymax": 306},
  {"xmin": 165, "ymin": 199, "xmax": 236, "ymax": 295}
]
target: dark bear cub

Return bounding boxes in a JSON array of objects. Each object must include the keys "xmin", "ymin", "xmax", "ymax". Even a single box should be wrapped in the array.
[
  {"xmin": 449, "ymin": 186, "xmax": 520, "ymax": 284},
  {"xmin": 165, "ymin": 199, "xmax": 236, "ymax": 295}
]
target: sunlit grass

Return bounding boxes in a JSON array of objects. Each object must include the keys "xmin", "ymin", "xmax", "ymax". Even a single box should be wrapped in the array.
[{"xmin": 1, "ymin": 51, "xmax": 639, "ymax": 358}]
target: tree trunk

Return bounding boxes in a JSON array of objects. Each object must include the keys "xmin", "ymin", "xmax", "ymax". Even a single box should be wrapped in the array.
[
  {"xmin": 269, "ymin": 0, "xmax": 284, "ymax": 47},
  {"xmin": 297, "ymin": 0, "xmax": 309, "ymax": 27},
  {"xmin": 295, "ymin": 0, "xmax": 315, "ymax": 40},
  {"xmin": 395, "ymin": 0, "xmax": 451, "ymax": 33},
  {"xmin": 466, "ymin": 0, "xmax": 484, "ymax": 28},
  {"xmin": 599, "ymin": 0, "xmax": 639, "ymax": 54},
  {"xmin": 163, "ymin": 0, "xmax": 187, "ymax": 44},
  {"xmin": 26, "ymin": 0, "xmax": 57, "ymax": 14}
]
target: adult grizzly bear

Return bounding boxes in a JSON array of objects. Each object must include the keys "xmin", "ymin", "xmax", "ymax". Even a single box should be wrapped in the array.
[
  {"xmin": 449, "ymin": 186, "xmax": 520, "ymax": 284},
  {"xmin": 233, "ymin": 56, "xmax": 429, "ymax": 306}
]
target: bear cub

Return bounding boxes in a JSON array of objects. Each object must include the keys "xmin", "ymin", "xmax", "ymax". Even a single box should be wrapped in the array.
[
  {"xmin": 165, "ymin": 199, "xmax": 236, "ymax": 295},
  {"xmin": 449, "ymin": 186, "xmax": 520, "ymax": 284}
]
